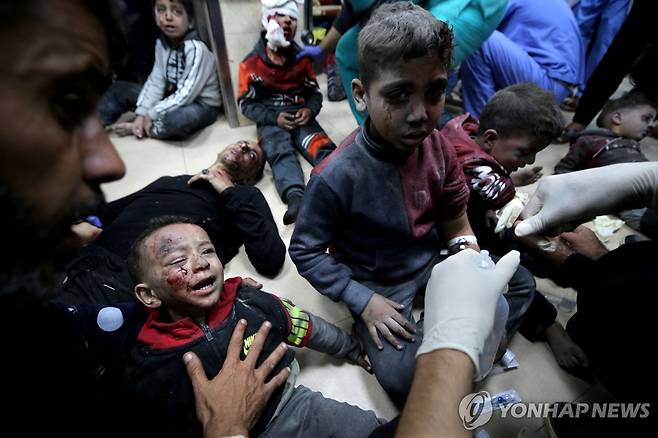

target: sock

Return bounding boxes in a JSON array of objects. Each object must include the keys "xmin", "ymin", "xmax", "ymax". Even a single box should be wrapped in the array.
[{"xmin": 283, "ymin": 191, "xmax": 303, "ymax": 225}]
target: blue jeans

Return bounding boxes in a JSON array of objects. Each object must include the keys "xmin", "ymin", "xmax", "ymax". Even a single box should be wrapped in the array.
[
  {"xmin": 461, "ymin": 30, "xmax": 573, "ymax": 117},
  {"xmin": 98, "ymin": 81, "xmax": 220, "ymax": 140},
  {"xmin": 353, "ymin": 254, "xmax": 534, "ymax": 407},
  {"xmin": 258, "ymin": 120, "xmax": 336, "ymax": 201},
  {"xmin": 262, "ymin": 385, "xmax": 384, "ymax": 438},
  {"xmin": 572, "ymin": 0, "xmax": 630, "ymax": 95}
]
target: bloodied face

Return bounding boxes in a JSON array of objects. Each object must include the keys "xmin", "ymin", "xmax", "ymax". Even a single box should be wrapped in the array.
[{"xmin": 138, "ymin": 223, "xmax": 224, "ymax": 321}]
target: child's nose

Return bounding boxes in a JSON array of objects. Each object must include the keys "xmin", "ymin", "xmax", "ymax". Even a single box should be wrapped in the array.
[
  {"xmin": 407, "ymin": 99, "xmax": 428, "ymax": 124},
  {"xmin": 192, "ymin": 254, "xmax": 210, "ymax": 271}
]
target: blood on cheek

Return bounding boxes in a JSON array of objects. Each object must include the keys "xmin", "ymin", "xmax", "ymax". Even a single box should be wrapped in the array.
[{"xmin": 166, "ymin": 266, "xmax": 190, "ymax": 289}]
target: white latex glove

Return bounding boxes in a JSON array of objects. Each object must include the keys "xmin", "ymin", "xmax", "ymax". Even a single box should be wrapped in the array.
[
  {"xmin": 516, "ymin": 163, "xmax": 658, "ymax": 237},
  {"xmin": 265, "ymin": 19, "xmax": 290, "ymax": 51},
  {"xmin": 417, "ymin": 249, "xmax": 520, "ymax": 376},
  {"xmin": 494, "ymin": 192, "xmax": 529, "ymax": 233}
]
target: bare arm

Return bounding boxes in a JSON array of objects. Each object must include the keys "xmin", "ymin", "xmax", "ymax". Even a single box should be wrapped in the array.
[
  {"xmin": 320, "ymin": 26, "xmax": 342, "ymax": 53},
  {"xmin": 397, "ymin": 350, "xmax": 473, "ymax": 438}
]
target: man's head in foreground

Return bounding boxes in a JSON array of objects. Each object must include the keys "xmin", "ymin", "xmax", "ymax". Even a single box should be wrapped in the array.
[{"xmin": 0, "ymin": 0, "xmax": 125, "ymax": 298}]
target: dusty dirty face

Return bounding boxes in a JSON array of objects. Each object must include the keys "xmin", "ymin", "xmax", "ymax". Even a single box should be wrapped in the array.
[
  {"xmin": 142, "ymin": 223, "xmax": 224, "ymax": 321},
  {"xmin": 490, "ymin": 135, "xmax": 549, "ymax": 173},
  {"xmin": 216, "ymin": 140, "xmax": 264, "ymax": 184},
  {"xmin": 154, "ymin": 0, "xmax": 192, "ymax": 45},
  {"xmin": 356, "ymin": 55, "xmax": 447, "ymax": 153}
]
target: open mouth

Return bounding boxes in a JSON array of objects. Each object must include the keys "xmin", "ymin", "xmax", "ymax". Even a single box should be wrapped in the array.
[
  {"xmin": 403, "ymin": 131, "xmax": 427, "ymax": 141},
  {"xmin": 191, "ymin": 276, "xmax": 216, "ymax": 295}
]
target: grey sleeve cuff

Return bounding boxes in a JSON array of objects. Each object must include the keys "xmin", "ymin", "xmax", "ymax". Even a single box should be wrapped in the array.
[{"xmin": 342, "ymin": 280, "xmax": 374, "ymax": 316}]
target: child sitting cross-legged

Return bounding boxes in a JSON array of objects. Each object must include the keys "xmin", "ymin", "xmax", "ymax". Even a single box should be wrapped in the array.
[
  {"xmin": 290, "ymin": 3, "xmax": 534, "ymax": 408},
  {"xmin": 99, "ymin": 0, "xmax": 221, "ymax": 140},
  {"xmin": 122, "ymin": 216, "xmax": 383, "ymax": 437}
]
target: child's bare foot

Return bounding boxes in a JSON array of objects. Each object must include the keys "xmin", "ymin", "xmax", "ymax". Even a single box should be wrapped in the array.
[
  {"xmin": 545, "ymin": 322, "xmax": 589, "ymax": 369},
  {"xmin": 110, "ymin": 122, "xmax": 134, "ymax": 137}
]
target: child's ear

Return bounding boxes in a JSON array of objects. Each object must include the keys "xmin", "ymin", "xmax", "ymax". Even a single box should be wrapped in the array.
[
  {"xmin": 351, "ymin": 79, "xmax": 368, "ymax": 113},
  {"xmin": 482, "ymin": 129, "xmax": 499, "ymax": 152},
  {"xmin": 611, "ymin": 111, "xmax": 623, "ymax": 126},
  {"xmin": 134, "ymin": 283, "xmax": 162, "ymax": 309}
]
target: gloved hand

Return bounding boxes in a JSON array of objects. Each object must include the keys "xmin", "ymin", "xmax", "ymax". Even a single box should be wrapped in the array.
[
  {"xmin": 417, "ymin": 249, "xmax": 520, "ymax": 376},
  {"xmin": 515, "ymin": 162, "xmax": 658, "ymax": 237},
  {"xmin": 494, "ymin": 192, "xmax": 528, "ymax": 233},
  {"xmin": 295, "ymin": 44, "xmax": 324, "ymax": 61}
]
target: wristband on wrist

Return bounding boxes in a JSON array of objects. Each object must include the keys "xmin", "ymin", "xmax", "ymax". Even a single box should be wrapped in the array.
[{"xmin": 446, "ymin": 235, "xmax": 478, "ymax": 250}]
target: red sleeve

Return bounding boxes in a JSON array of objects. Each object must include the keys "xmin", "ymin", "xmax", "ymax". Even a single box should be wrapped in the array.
[{"xmin": 436, "ymin": 135, "xmax": 470, "ymax": 221}]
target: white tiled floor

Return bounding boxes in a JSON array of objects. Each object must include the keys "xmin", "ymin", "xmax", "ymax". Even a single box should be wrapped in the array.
[{"xmin": 100, "ymin": 75, "xmax": 656, "ymax": 436}]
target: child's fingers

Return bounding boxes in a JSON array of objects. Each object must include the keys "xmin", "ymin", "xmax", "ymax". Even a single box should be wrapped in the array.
[
  {"xmin": 376, "ymin": 322, "xmax": 402, "ymax": 350},
  {"xmin": 391, "ymin": 312, "xmax": 416, "ymax": 335},
  {"xmin": 367, "ymin": 324, "xmax": 383, "ymax": 350},
  {"xmin": 386, "ymin": 316, "xmax": 415, "ymax": 341},
  {"xmin": 245, "ymin": 321, "xmax": 272, "ymax": 366},
  {"xmin": 384, "ymin": 297, "xmax": 404, "ymax": 310},
  {"xmin": 225, "ymin": 319, "xmax": 248, "ymax": 363}
]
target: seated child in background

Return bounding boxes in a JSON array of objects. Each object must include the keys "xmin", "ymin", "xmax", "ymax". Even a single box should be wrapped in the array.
[
  {"xmin": 555, "ymin": 92, "xmax": 658, "ymax": 239},
  {"xmin": 238, "ymin": 0, "xmax": 336, "ymax": 225},
  {"xmin": 99, "ymin": 0, "xmax": 221, "ymax": 140},
  {"xmin": 290, "ymin": 3, "xmax": 533, "ymax": 407},
  {"xmin": 123, "ymin": 216, "xmax": 381, "ymax": 438},
  {"xmin": 442, "ymin": 83, "xmax": 589, "ymax": 370}
]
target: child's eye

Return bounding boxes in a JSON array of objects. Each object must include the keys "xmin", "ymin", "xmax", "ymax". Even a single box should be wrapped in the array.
[
  {"xmin": 202, "ymin": 248, "xmax": 215, "ymax": 255},
  {"xmin": 170, "ymin": 258, "xmax": 186, "ymax": 266},
  {"xmin": 426, "ymin": 90, "xmax": 444, "ymax": 104},
  {"xmin": 385, "ymin": 91, "xmax": 409, "ymax": 103}
]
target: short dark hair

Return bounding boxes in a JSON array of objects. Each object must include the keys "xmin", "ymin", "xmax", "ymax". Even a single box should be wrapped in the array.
[
  {"xmin": 152, "ymin": 0, "xmax": 194, "ymax": 19},
  {"xmin": 127, "ymin": 215, "xmax": 196, "ymax": 284},
  {"xmin": 357, "ymin": 2, "xmax": 453, "ymax": 90},
  {"xmin": 596, "ymin": 91, "xmax": 658, "ymax": 128},
  {"xmin": 478, "ymin": 83, "xmax": 564, "ymax": 140}
]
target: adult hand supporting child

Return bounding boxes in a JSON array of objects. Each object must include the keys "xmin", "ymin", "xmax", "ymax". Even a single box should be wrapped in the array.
[
  {"xmin": 361, "ymin": 293, "xmax": 416, "ymax": 350},
  {"xmin": 183, "ymin": 320, "xmax": 291, "ymax": 438}
]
